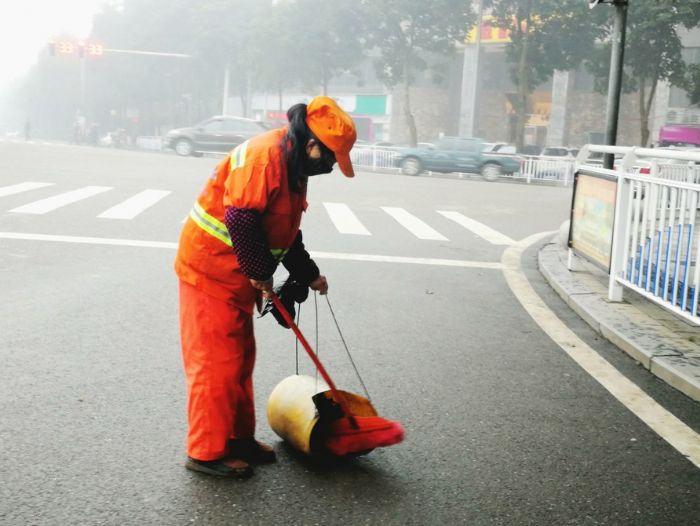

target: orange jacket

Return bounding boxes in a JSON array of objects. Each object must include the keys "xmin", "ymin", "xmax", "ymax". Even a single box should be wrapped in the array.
[{"xmin": 175, "ymin": 127, "xmax": 307, "ymax": 313}]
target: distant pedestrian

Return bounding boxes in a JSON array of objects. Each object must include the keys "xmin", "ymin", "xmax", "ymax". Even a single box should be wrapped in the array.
[
  {"xmin": 87, "ymin": 123, "xmax": 99, "ymax": 146},
  {"xmin": 24, "ymin": 119, "xmax": 31, "ymax": 141},
  {"xmin": 72, "ymin": 121, "xmax": 81, "ymax": 144},
  {"xmin": 174, "ymin": 96, "xmax": 357, "ymax": 478},
  {"xmin": 72, "ymin": 112, "xmax": 86, "ymax": 144}
]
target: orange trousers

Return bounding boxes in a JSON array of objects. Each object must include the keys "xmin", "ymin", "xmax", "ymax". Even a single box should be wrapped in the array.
[{"xmin": 178, "ymin": 280, "xmax": 256, "ymax": 461}]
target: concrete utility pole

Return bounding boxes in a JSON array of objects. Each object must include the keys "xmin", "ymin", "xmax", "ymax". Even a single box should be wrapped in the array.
[
  {"xmin": 459, "ymin": 0, "xmax": 484, "ymax": 138},
  {"xmin": 590, "ymin": 0, "xmax": 629, "ymax": 169},
  {"xmin": 223, "ymin": 66, "xmax": 230, "ymax": 116},
  {"xmin": 80, "ymin": 54, "xmax": 86, "ymax": 110}
]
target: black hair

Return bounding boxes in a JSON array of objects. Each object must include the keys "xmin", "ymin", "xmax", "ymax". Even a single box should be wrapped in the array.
[{"xmin": 284, "ymin": 103, "xmax": 313, "ymax": 192}]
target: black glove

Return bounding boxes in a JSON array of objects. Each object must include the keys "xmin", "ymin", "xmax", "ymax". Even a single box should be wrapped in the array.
[{"xmin": 259, "ymin": 279, "xmax": 309, "ymax": 329}]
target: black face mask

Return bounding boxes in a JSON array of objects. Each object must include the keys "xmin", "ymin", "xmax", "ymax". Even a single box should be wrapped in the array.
[{"xmin": 301, "ymin": 141, "xmax": 336, "ymax": 176}]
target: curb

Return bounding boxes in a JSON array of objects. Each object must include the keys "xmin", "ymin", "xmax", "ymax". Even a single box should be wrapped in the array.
[{"xmin": 538, "ymin": 240, "xmax": 700, "ymax": 402}]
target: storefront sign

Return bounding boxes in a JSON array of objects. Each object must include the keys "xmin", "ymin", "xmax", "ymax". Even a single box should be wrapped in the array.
[{"xmin": 465, "ymin": 15, "xmax": 533, "ymax": 44}]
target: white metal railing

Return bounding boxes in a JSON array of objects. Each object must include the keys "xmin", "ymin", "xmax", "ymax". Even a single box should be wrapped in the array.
[
  {"xmin": 349, "ymin": 146, "xmax": 401, "ymax": 171},
  {"xmin": 350, "ymin": 146, "xmax": 578, "ymax": 183},
  {"xmin": 653, "ymin": 161, "xmax": 700, "ymax": 184},
  {"xmin": 518, "ymin": 156, "xmax": 575, "ymax": 185},
  {"xmin": 580, "ymin": 145, "xmax": 700, "ymax": 325},
  {"xmin": 136, "ymin": 136, "xmax": 163, "ymax": 151}
]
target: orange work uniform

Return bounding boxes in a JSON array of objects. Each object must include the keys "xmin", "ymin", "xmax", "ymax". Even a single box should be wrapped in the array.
[{"xmin": 175, "ymin": 127, "xmax": 306, "ymax": 460}]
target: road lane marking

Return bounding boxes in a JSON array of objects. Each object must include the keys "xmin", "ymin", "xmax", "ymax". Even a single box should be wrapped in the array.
[
  {"xmin": 323, "ymin": 202, "xmax": 371, "ymax": 235},
  {"xmin": 309, "ymin": 251, "xmax": 502, "ymax": 269},
  {"xmin": 0, "ymin": 232, "xmax": 502, "ymax": 270},
  {"xmin": 438, "ymin": 210, "xmax": 515, "ymax": 245},
  {"xmin": 381, "ymin": 207, "xmax": 448, "ymax": 241},
  {"xmin": 0, "ymin": 182, "xmax": 54, "ymax": 197},
  {"xmin": 0, "ymin": 232, "xmax": 177, "ymax": 249},
  {"xmin": 503, "ymin": 232, "xmax": 700, "ymax": 469},
  {"xmin": 9, "ymin": 186, "xmax": 113, "ymax": 214},
  {"xmin": 97, "ymin": 189, "xmax": 171, "ymax": 219}
]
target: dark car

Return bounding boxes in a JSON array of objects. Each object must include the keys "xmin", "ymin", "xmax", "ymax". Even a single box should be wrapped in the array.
[
  {"xmin": 163, "ymin": 116, "xmax": 268, "ymax": 156},
  {"xmin": 520, "ymin": 145, "xmax": 543, "ymax": 156},
  {"xmin": 540, "ymin": 146, "xmax": 573, "ymax": 158},
  {"xmin": 395, "ymin": 136, "xmax": 521, "ymax": 180}
]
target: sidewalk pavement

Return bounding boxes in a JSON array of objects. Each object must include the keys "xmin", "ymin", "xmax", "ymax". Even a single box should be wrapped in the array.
[{"xmin": 538, "ymin": 229, "xmax": 700, "ymax": 403}]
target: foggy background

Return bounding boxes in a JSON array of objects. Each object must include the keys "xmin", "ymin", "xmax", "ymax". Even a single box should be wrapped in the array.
[{"xmin": 1, "ymin": 0, "xmax": 699, "ymax": 150}]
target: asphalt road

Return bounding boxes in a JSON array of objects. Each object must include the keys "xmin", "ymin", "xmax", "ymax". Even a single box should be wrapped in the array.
[{"xmin": 1, "ymin": 141, "xmax": 699, "ymax": 525}]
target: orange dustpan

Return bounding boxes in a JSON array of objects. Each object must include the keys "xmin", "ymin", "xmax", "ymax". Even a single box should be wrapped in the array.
[{"xmin": 269, "ymin": 293, "xmax": 404, "ymax": 456}]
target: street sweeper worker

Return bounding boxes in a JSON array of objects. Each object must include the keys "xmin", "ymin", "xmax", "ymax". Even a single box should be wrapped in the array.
[{"xmin": 174, "ymin": 96, "xmax": 357, "ymax": 478}]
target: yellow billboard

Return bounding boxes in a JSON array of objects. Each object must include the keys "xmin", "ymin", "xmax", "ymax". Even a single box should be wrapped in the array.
[
  {"xmin": 466, "ymin": 16, "xmax": 511, "ymax": 43},
  {"xmin": 466, "ymin": 15, "xmax": 542, "ymax": 44}
]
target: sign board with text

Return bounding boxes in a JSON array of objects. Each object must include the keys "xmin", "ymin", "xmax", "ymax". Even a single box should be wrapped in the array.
[{"xmin": 568, "ymin": 170, "xmax": 618, "ymax": 272}]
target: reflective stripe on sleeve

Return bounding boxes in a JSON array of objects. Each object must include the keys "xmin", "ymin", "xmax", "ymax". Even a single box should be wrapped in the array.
[
  {"xmin": 189, "ymin": 200, "xmax": 290, "ymax": 261},
  {"xmin": 190, "ymin": 202, "xmax": 232, "ymax": 247},
  {"xmin": 270, "ymin": 248, "xmax": 289, "ymax": 261},
  {"xmin": 230, "ymin": 141, "xmax": 249, "ymax": 172}
]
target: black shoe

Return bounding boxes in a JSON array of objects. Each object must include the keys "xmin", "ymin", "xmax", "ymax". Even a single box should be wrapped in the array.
[
  {"xmin": 227, "ymin": 438, "xmax": 277, "ymax": 464},
  {"xmin": 185, "ymin": 457, "xmax": 254, "ymax": 479}
]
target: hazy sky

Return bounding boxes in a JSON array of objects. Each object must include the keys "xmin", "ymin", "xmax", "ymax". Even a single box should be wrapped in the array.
[{"xmin": 0, "ymin": 1, "xmax": 104, "ymax": 90}]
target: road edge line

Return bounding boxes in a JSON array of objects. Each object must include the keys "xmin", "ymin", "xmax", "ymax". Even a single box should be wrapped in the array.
[{"xmin": 503, "ymin": 231, "xmax": 700, "ymax": 469}]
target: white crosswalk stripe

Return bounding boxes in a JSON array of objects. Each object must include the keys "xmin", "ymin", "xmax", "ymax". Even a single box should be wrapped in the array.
[
  {"xmin": 2, "ymin": 183, "xmax": 518, "ymax": 246},
  {"xmin": 0, "ymin": 182, "xmax": 54, "ymax": 197},
  {"xmin": 323, "ymin": 202, "xmax": 371, "ymax": 235},
  {"xmin": 437, "ymin": 210, "xmax": 515, "ymax": 245},
  {"xmin": 9, "ymin": 186, "xmax": 113, "ymax": 214},
  {"xmin": 380, "ymin": 206, "xmax": 448, "ymax": 240},
  {"xmin": 97, "ymin": 189, "xmax": 171, "ymax": 219}
]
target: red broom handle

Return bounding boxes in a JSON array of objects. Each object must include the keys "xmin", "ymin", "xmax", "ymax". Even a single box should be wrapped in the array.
[{"xmin": 270, "ymin": 293, "xmax": 357, "ymax": 426}]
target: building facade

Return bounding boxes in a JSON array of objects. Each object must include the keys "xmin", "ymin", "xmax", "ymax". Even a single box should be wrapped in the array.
[{"xmin": 455, "ymin": 16, "xmax": 700, "ymax": 149}]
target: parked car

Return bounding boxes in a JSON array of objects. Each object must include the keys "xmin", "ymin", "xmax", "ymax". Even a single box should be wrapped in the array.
[
  {"xmin": 394, "ymin": 136, "xmax": 521, "ymax": 180},
  {"xmin": 493, "ymin": 144, "xmax": 517, "ymax": 154},
  {"xmin": 163, "ymin": 116, "xmax": 268, "ymax": 156},
  {"xmin": 482, "ymin": 142, "xmax": 518, "ymax": 155},
  {"xmin": 99, "ymin": 128, "xmax": 131, "ymax": 148},
  {"xmin": 540, "ymin": 146, "xmax": 572, "ymax": 157},
  {"xmin": 520, "ymin": 145, "xmax": 542, "ymax": 156},
  {"xmin": 658, "ymin": 125, "xmax": 700, "ymax": 148}
]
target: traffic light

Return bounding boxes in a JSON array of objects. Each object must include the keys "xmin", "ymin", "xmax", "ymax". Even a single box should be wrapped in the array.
[
  {"xmin": 58, "ymin": 41, "xmax": 75, "ymax": 54},
  {"xmin": 87, "ymin": 43, "xmax": 104, "ymax": 56},
  {"xmin": 47, "ymin": 38, "xmax": 104, "ymax": 57}
]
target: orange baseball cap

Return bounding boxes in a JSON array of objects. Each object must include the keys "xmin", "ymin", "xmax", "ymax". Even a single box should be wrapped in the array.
[{"xmin": 306, "ymin": 96, "xmax": 357, "ymax": 178}]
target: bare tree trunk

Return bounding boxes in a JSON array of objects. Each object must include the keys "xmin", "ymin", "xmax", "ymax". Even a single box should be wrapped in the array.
[
  {"xmin": 639, "ymin": 76, "xmax": 658, "ymax": 147},
  {"xmin": 245, "ymin": 75, "xmax": 252, "ymax": 118},
  {"xmin": 639, "ymin": 80, "xmax": 648, "ymax": 147},
  {"xmin": 404, "ymin": 50, "xmax": 418, "ymax": 147},
  {"xmin": 237, "ymin": 76, "xmax": 249, "ymax": 118},
  {"xmin": 515, "ymin": 1, "xmax": 532, "ymax": 154}
]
